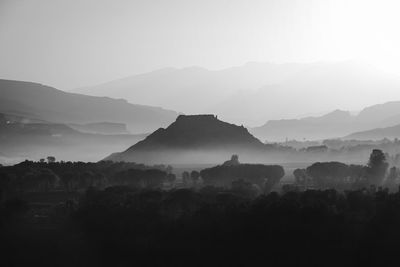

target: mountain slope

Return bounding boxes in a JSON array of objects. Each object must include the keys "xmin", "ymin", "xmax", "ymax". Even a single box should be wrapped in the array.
[
  {"xmin": 73, "ymin": 63, "xmax": 309, "ymax": 116},
  {"xmin": 344, "ymin": 124, "xmax": 400, "ymax": 140},
  {"xmin": 106, "ymin": 114, "xmax": 266, "ymax": 164},
  {"xmin": 211, "ymin": 61, "xmax": 400, "ymax": 125},
  {"xmin": 251, "ymin": 110, "xmax": 356, "ymax": 141},
  {"xmin": 0, "ymin": 79, "xmax": 178, "ymax": 133},
  {"xmin": 251, "ymin": 101, "xmax": 400, "ymax": 142},
  {"xmin": 356, "ymin": 101, "xmax": 400, "ymax": 126}
]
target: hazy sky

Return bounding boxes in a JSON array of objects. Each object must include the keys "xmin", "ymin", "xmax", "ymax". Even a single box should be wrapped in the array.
[{"xmin": 1, "ymin": 0, "xmax": 400, "ymax": 89}]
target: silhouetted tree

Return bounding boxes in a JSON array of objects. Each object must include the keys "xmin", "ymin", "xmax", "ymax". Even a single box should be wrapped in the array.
[
  {"xmin": 182, "ymin": 171, "xmax": 190, "ymax": 185},
  {"xmin": 167, "ymin": 173, "xmax": 176, "ymax": 183},
  {"xmin": 385, "ymin": 166, "xmax": 398, "ymax": 190},
  {"xmin": 293, "ymin": 168, "xmax": 309, "ymax": 189},
  {"xmin": 306, "ymin": 162, "xmax": 349, "ymax": 189},
  {"xmin": 231, "ymin": 179, "xmax": 259, "ymax": 198},
  {"xmin": 47, "ymin": 156, "xmax": 56, "ymax": 163},
  {"xmin": 367, "ymin": 149, "xmax": 388, "ymax": 185},
  {"xmin": 201, "ymin": 164, "xmax": 284, "ymax": 193},
  {"xmin": 190, "ymin": 170, "xmax": 200, "ymax": 185},
  {"xmin": 348, "ymin": 164, "xmax": 368, "ymax": 189}
]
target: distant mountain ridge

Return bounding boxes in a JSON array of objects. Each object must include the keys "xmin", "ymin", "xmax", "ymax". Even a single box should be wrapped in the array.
[
  {"xmin": 73, "ymin": 62, "xmax": 310, "ymax": 117},
  {"xmin": 72, "ymin": 61, "xmax": 400, "ymax": 126},
  {"xmin": 0, "ymin": 79, "xmax": 178, "ymax": 133},
  {"xmin": 251, "ymin": 110, "xmax": 355, "ymax": 141},
  {"xmin": 251, "ymin": 101, "xmax": 400, "ymax": 142},
  {"xmin": 0, "ymin": 79, "xmax": 177, "ymax": 163}
]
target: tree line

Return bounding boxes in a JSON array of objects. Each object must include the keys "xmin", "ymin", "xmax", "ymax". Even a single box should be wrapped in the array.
[{"xmin": 292, "ymin": 149, "xmax": 393, "ymax": 191}]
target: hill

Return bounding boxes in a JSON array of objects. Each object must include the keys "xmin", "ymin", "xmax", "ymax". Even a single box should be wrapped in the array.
[
  {"xmin": 0, "ymin": 79, "xmax": 177, "ymax": 133},
  {"xmin": 344, "ymin": 124, "xmax": 400, "ymax": 140},
  {"xmin": 105, "ymin": 115, "xmax": 267, "ymax": 164}
]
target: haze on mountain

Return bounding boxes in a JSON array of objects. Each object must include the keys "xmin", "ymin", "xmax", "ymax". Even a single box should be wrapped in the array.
[
  {"xmin": 0, "ymin": 79, "xmax": 177, "ymax": 133},
  {"xmin": 4, "ymin": 1, "xmax": 400, "ymax": 164},
  {"xmin": 106, "ymin": 114, "xmax": 269, "ymax": 165},
  {"xmin": 73, "ymin": 62, "xmax": 307, "ymax": 116},
  {"xmin": 105, "ymin": 113, "xmax": 394, "ymax": 166},
  {"xmin": 252, "ymin": 101, "xmax": 400, "ymax": 142},
  {"xmin": 73, "ymin": 60, "xmax": 400, "ymax": 126},
  {"xmin": 345, "ymin": 123, "xmax": 400, "ymax": 141},
  {"xmin": 0, "ymin": 112, "xmax": 146, "ymax": 164},
  {"xmin": 0, "ymin": 79, "xmax": 178, "ymax": 164},
  {"xmin": 251, "ymin": 110, "xmax": 354, "ymax": 142}
]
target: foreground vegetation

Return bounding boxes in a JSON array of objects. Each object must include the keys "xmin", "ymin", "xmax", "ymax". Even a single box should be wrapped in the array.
[
  {"xmin": 1, "ymin": 150, "xmax": 400, "ymax": 266},
  {"xmin": 2, "ymin": 186, "xmax": 400, "ymax": 266}
]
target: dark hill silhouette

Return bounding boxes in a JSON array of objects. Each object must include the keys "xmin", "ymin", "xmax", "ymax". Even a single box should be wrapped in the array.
[
  {"xmin": 106, "ymin": 115, "xmax": 266, "ymax": 164},
  {"xmin": 0, "ymin": 79, "xmax": 177, "ymax": 133}
]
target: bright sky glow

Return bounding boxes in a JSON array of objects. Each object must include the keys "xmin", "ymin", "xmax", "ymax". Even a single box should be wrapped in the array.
[{"xmin": 1, "ymin": 0, "xmax": 400, "ymax": 88}]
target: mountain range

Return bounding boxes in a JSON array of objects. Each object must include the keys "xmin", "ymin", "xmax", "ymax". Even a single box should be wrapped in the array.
[
  {"xmin": 72, "ymin": 61, "xmax": 400, "ymax": 126},
  {"xmin": 251, "ymin": 101, "xmax": 400, "ymax": 142},
  {"xmin": 0, "ymin": 79, "xmax": 178, "ymax": 163},
  {"xmin": 0, "ymin": 79, "xmax": 177, "ymax": 133},
  {"xmin": 3, "ymin": 59, "xmax": 400, "ymax": 164}
]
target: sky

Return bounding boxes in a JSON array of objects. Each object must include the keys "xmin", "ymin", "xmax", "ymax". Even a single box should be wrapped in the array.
[{"xmin": 1, "ymin": 0, "xmax": 400, "ymax": 89}]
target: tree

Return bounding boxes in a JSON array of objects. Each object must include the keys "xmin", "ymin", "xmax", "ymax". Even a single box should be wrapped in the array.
[
  {"xmin": 112, "ymin": 168, "xmax": 167, "ymax": 189},
  {"xmin": 166, "ymin": 165, "xmax": 173, "ymax": 174},
  {"xmin": 348, "ymin": 164, "xmax": 368, "ymax": 189},
  {"xmin": 47, "ymin": 156, "xmax": 56, "ymax": 163},
  {"xmin": 200, "ymin": 164, "xmax": 284, "ymax": 193},
  {"xmin": 231, "ymin": 179, "xmax": 258, "ymax": 198},
  {"xmin": 293, "ymin": 168, "xmax": 308, "ymax": 188},
  {"xmin": 143, "ymin": 169, "xmax": 166, "ymax": 189},
  {"xmin": 306, "ymin": 162, "xmax": 349, "ymax": 189},
  {"xmin": 182, "ymin": 171, "xmax": 190, "ymax": 186},
  {"xmin": 385, "ymin": 166, "xmax": 398, "ymax": 190},
  {"xmin": 190, "ymin": 170, "xmax": 200, "ymax": 185},
  {"xmin": 367, "ymin": 149, "xmax": 388, "ymax": 185},
  {"xmin": 167, "ymin": 173, "xmax": 176, "ymax": 184}
]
